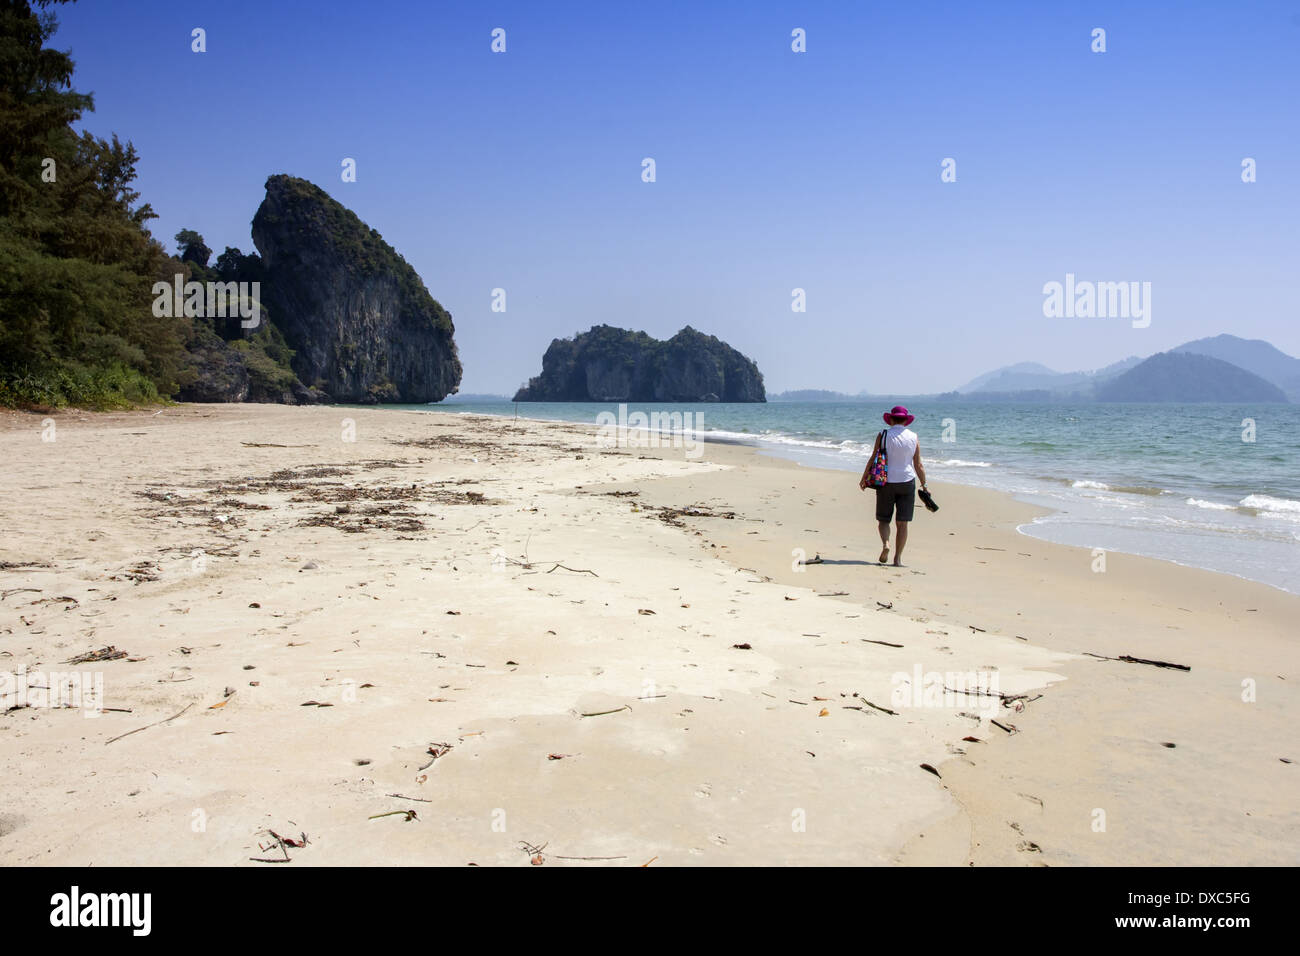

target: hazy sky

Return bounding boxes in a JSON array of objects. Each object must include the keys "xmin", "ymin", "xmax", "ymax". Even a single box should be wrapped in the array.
[{"xmin": 55, "ymin": 0, "xmax": 1300, "ymax": 395}]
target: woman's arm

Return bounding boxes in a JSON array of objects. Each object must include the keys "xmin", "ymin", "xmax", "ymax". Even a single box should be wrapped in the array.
[
  {"xmin": 913, "ymin": 441, "xmax": 927, "ymax": 490},
  {"xmin": 859, "ymin": 433, "xmax": 881, "ymax": 490}
]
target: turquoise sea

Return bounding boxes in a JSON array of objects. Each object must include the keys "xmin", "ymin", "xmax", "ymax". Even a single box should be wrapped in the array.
[{"xmin": 407, "ymin": 401, "xmax": 1300, "ymax": 595}]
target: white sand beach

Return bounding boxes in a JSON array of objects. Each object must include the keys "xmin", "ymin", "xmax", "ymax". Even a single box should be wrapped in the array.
[{"xmin": 1, "ymin": 404, "xmax": 1295, "ymax": 866}]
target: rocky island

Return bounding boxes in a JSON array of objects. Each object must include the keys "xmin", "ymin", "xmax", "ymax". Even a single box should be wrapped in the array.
[{"xmin": 513, "ymin": 325, "xmax": 766, "ymax": 402}]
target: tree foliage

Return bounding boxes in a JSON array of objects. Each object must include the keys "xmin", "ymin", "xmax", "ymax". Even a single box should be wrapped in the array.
[{"xmin": 0, "ymin": 0, "xmax": 182, "ymax": 407}]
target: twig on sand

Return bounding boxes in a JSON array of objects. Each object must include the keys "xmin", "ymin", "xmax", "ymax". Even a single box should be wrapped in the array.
[
  {"xmin": 860, "ymin": 698, "xmax": 897, "ymax": 715},
  {"xmin": 580, "ymin": 705, "xmax": 631, "ymax": 718},
  {"xmin": 818, "ymin": 591, "xmax": 849, "ymax": 597},
  {"xmin": 386, "ymin": 793, "xmax": 433, "ymax": 803},
  {"xmin": 552, "ymin": 853, "xmax": 629, "ymax": 861},
  {"xmin": 991, "ymin": 719, "xmax": 1018, "ymax": 734},
  {"xmin": 105, "ymin": 703, "xmax": 193, "ymax": 745},
  {"xmin": 862, "ymin": 638, "xmax": 904, "ymax": 648},
  {"xmin": 1083, "ymin": 652, "xmax": 1190, "ymax": 671},
  {"xmin": 369, "ymin": 810, "xmax": 419, "ymax": 821},
  {"xmin": 546, "ymin": 563, "xmax": 598, "ymax": 576}
]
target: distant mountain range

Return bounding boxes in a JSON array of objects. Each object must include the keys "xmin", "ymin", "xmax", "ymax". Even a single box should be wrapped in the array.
[
  {"xmin": 950, "ymin": 335, "xmax": 1296, "ymax": 403},
  {"xmin": 956, "ymin": 356, "xmax": 1143, "ymax": 395}
]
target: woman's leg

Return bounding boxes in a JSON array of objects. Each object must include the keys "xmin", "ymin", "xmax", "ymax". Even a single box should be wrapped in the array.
[
  {"xmin": 877, "ymin": 520, "xmax": 891, "ymax": 563},
  {"xmin": 893, "ymin": 519, "xmax": 909, "ymax": 565}
]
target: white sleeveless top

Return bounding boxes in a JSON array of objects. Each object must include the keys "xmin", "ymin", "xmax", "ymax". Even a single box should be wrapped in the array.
[{"xmin": 882, "ymin": 425, "xmax": 918, "ymax": 483}]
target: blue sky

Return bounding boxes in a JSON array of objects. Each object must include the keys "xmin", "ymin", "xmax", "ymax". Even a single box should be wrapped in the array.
[{"xmin": 55, "ymin": 0, "xmax": 1300, "ymax": 394}]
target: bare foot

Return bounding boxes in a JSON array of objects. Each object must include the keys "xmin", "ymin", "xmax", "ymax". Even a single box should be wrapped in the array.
[
  {"xmin": 892, "ymin": 560, "xmax": 905, "ymax": 567},
  {"xmin": 879, "ymin": 546, "xmax": 890, "ymax": 564}
]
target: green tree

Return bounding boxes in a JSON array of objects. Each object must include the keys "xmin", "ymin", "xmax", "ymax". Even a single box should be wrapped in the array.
[
  {"xmin": 0, "ymin": 0, "xmax": 183, "ymax": 407},
  {"xmin": 175, "ymin": 229, "xmax": 211, "ymax": 267}
]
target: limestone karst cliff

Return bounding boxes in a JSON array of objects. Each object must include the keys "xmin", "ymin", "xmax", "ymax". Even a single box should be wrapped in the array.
[
  {"xmin": 250, "ymin": 175, "xmax": 462, "ymax": 403},
  {"xmin": 514, "ymin": 325, "xmax": 766, "ymax": 402}
]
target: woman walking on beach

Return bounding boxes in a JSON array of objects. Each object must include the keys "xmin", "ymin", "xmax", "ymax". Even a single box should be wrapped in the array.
[{"xmin": 859, "ymin": 405, "xmax": 928, "ymax": 567}]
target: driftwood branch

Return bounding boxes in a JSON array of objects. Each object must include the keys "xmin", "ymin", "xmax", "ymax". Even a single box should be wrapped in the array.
[
  {"xmin": 1083, "ymin": 652, "xmax": 1190, "ymax": 671},
  {"xmin": 104, "ymin": 703, "xmax": 194, "ymax": 745}
]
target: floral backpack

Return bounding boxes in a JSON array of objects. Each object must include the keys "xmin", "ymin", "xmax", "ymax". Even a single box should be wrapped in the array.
[{"xmin": 865, "ymin": 429, "xmax": 889, "ymax": 488}]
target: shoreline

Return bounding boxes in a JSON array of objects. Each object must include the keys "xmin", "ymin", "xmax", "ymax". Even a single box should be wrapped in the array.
[
  {"xmin": 3, "ymin": 403, "xmax": 1296, "ymax": 866},
  {"xmin": 429, "ymin": 404, "xmax": 1300, "ymax": 597}
]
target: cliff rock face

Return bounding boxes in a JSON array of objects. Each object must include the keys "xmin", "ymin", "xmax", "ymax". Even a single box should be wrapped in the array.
[
  {"xmin": 514, "ymin": 325, "xmax": 765, "ymax": 402},
  {"xmin": 251, "ymin": 175, "xmax": 461, "ymax": 403}
]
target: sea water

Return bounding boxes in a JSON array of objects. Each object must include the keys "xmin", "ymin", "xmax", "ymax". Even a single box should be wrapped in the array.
[{"xmin": 407, "ymin": 400, "xmax": 1300, "ymax": 595}]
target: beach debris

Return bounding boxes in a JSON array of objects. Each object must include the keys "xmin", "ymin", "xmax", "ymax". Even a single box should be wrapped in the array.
[
  {"xmin": 732, "ymin": 643, "xmax": 752, "ymax": 650},
  {"xmin": 962, "ymin": 736, "xmax": 982, "ymax": 743},
  {"xmin": 369, "ymin": 810, "xmax": 419, "ymax": 822},
  {"xmin": 418, "ymin": 742, "xmax": 454, "ymax": 771},
  {"xmin": 1161, "ymin": 742, "xmax": 1176, "ymax": 749},
  {"xmin": 63, "ymin": 646, "xmax": 127, "ymax": 665},
  {"xmin": 991, "ymin": 719, "xmax": 1018, "ymax": 734},
  {"xmin": 876, "ymin": 601, "xmax": 893, "ymax": 610},
  {"xmin": 355, "ymin": 758, "xmax": 371, "ymax": 766},
  {"xmin": 519, "ymin": 840, "xmax": 548, "ymax": 865},
  {"xmin": 446, "ymin": 610, "xmax": 461, "ymax": 615},
  {"xmin": 968, "ymin": 625, "xmax": 987, "ymax": 633},
  {"xmin": 818, "ymin": 591, "xmax": 849, "ymax": 597},
  {"xmin": 1, "ymin": 587, "xmax": 41, "ymax": 601},
  {"xmin": 250, "ymin": 829, "xmax": 310, "ymax": 863},
  {"xmin": 249, "ymin": 602, "xmax": 260, "ymax": 609},
  {"xmin": 862, "ymin": 638, "xmax": 904, "ymax": 648},
  {"xmin": 637, "ymin": 608, "xmax": 656, "ymax": 615},
  {"xmin": 1083, "ymin": 652, "xmax": 1190, "ymax": 671},
  {"xmin": 800, "ymin": 554, "xmax": 824, "ymax": 565},
  {"xmin": 547, "ymin": 753, "xmax": 577, "ymax": 760},
  {"xmin": 920, "ymin": 763, "xmax": 941, "ymax": 778},
  {"xmin": 860, "ymin": 698, "xmax": 897, "ymax": 716},
  {"xmin": 580, "ymin": 705, "xmax": 630, "ymax": 718},
  {"xmin": 546, "ymin": 563, "xmax": 598, "ymax": 576},
  {"xmin": 641, "ymin": 857, "xmax": 658, "ymax": 867},
  {"xmin": 818, "ymin": 708, "xmax": 830, "ymax": 717},
  {"xmin": 1281, "ymin": 758, "xmax": 1293, "ymax": 764},
  {"xmin": 386, "ymin": 793, "xmax": 432, "ymax": 803},
  {"xmin": 299, "ymin": 700, "xmax": 333, "ymax": 707},
  {"xmin": 784, "ymin": 596, "xmax": 797, "ymax": 601},
  {"xmin": 104, "ymin": 703, "xmax": 194, "ymax": 745}
]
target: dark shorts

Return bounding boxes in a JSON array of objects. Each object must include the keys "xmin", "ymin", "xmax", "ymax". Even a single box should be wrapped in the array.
[{"xmin": 875, "ymin": 479, "xmax": 916, "ymax": 522}]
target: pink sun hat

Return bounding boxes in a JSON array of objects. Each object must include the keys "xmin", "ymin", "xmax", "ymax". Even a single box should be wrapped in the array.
[{"xmin": 883, "ymin": 405, "xmax": 915, "ymax": 426}]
